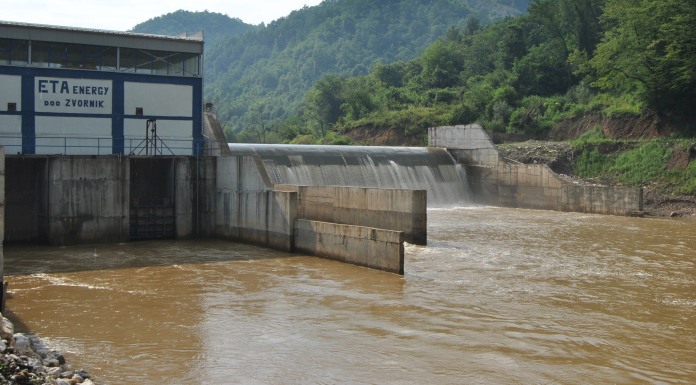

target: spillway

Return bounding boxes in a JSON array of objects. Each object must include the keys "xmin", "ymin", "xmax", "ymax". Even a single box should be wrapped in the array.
[{"xmin": 228, "ymin": 144, "xmax": 471, "ymax": 207}]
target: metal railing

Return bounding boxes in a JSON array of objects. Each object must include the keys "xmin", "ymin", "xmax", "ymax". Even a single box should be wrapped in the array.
[{"xmin": 0, "ymin": 135, "xmax": 228, "ymax": 157}]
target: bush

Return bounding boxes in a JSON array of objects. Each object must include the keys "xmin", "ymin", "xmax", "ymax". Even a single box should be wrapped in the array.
[
  {"xmin": 290, "ymin": 134, "xmax": 318, "ymax": 144},
  {"xmin": 573, "ymin": 147, "xmax": 610, "ymax": 178},
  {"xmin": 321, "ymin": 132, "xmax": 352, "ymax": 145},
  {"xmin": 588, "ymin": 93, "xmax": 644, "ymax": 118}
]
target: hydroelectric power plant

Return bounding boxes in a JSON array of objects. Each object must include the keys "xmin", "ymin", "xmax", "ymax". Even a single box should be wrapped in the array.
[{"xmin": 5, "ymin": 21, "xmax": 687, "ymax": 385}]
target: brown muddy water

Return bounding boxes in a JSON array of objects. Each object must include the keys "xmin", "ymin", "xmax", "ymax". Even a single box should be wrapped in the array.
[{"xmin": 4, "ymin": 207, "xmax": 696, "ymax": 384}]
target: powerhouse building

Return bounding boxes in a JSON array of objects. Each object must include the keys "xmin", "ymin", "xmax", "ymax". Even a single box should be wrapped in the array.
[{"xmin": 0, "ymin": 21, "xmax": 204, "ymax": 156}]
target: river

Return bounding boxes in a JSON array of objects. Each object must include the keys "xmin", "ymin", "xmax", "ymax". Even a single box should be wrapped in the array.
[{"xmin": 4, "ymin": 207, "xmax": 695, "ymax": 384}]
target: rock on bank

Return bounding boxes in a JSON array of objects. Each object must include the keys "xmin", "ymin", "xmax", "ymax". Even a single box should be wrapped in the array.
[{"xmin": 0, "ymin": 313, "xmax": 96, "ymax": 385}]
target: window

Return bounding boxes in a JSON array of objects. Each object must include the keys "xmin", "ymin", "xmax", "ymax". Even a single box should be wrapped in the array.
[
  {"xmin": 0, "ymin": 36, "xmax": 199, "ymax": 77},
  {"xmin": 119, "ymin": 47, "xmax": 200, "ymax": 77},
  {"xmin": 0, "ymin": 38, "xmax": 28, "ymax": 65},
  {"xmin": 30, "ymin": 41, "xmax": 50, "ymax": 67},
  {"xmin": 183, "ymin": 53, "xmax": 200, "ymax": 77}
]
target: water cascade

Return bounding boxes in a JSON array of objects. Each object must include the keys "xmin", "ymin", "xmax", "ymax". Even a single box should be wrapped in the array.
[{"xmin": 228, "ymin": 144, "xmax": 471, "ymax": 207}]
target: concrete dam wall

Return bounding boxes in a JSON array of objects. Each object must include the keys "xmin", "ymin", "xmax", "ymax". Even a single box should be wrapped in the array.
[{"xmin": 227, "ymin": 144, "xmax": 471, "ymax": 207}]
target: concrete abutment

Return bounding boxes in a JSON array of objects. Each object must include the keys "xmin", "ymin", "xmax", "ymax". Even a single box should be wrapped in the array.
[{"xmin": 428, "ymin": 124, "xmax": 643, "ymax": 215}]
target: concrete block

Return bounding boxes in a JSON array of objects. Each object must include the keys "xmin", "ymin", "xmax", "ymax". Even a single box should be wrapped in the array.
[{"xmin": 294, "ymin": 219, "xmax": 404, "ymax": 274}]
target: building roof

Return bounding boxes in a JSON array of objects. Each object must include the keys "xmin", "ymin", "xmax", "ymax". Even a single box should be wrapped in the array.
[{"xmin": 0, "ymin": 20, "xmax": 204, "ymax": 54}]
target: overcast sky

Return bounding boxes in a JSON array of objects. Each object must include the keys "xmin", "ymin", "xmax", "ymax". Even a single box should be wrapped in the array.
[{"xmin": 1, "ymin": 0, "xmax": 325, "ymax": 31}]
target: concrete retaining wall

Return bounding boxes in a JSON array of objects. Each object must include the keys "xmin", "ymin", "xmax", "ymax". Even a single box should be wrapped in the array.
[
  {"xmin": 174, "ymin": 157, "xmax": 216, "ymax": 238},
  {"xmin": 276, "ymin": 184, "xmax": 427, "ymax": 245},
  {"xmin": 430, "ymin": 124, "xmax": 643, "ymax": 215},
  {"xmin": 294, "ymin": 219, "xmax": 404, "ymax": 274}
]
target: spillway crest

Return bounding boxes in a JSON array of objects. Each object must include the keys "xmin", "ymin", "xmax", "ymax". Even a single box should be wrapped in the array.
[{"xmin": 228, "ymin": 144, "xmax": 471, "ymax": 207}]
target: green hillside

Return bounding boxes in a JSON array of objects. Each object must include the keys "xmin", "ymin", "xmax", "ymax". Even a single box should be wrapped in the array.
[
  {"xmin": 293, "ymin": 0, "xmax": 695, "ymax": 146},
  {"xmin": 131, "ymin": 10, "xmax": 255, "ymax": 51},
  {"xmin": 127, "ymin": 1, "xmax": 531, "ymax": 142}
]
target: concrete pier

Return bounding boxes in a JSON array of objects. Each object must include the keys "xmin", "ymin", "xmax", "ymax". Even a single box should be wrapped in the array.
[
  {"xmin": 276, "ymin": 185, "xmax": 427, "ymax": 245},
  {"xmin": 295, "ymin": 220, "xmax": 404, "ymax": 275}
]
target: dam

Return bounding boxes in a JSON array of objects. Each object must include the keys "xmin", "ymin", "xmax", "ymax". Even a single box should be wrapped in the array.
[{"xmin": 0, "ymin": 125, "xmax": 643, "ymax": 282}]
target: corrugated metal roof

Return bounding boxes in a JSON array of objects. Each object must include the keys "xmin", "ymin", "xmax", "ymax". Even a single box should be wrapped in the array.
[
  {"xmin": 0, "ymin": 20, "xmax": 204, "ymax": 42},
  {"xmin": 0, "ymin": 20, "xmax": 204, "ymax": 53}
]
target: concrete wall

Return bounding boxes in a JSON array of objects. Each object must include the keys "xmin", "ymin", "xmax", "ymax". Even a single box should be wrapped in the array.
[
  {"xmin": 213, "ymin": 156, "xmax": 296, "ymax": 250},
  {"xmin": 3, "ymin": 154, "xmax": 413, "ymax": 274},
  {"xmin": 192, "ymin": 157, "xmax": 218, "ymax": 237},
  {"xmin": 174, "ymin": 157, "xmax": 217, "ymax": 238},
  {"xmin": 0, "ymin": 147, "xmax": 5, "ymax": 309},
  {"xmin": 46, "ymin": 156, "xmax": 130, "ymax": 245},
  {"xmin": 276, "ymin": 185, "xmax": 427, "ymax": 245},
  {"xmin": 294, "ymin": 219, "xmax": 404, "ymax": 275},
  {"xmin": 5, "ymin": 156, "xmax": 218, "ymax": 245},
  {"xmin": 430, "ymin": 124, "xmax": 643, "ymax": 215}
]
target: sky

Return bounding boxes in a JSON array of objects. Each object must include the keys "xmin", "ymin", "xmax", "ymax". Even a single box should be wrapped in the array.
[{"xmin": 1, "ymin": 0, "xmax": 325, "ymax": 31}]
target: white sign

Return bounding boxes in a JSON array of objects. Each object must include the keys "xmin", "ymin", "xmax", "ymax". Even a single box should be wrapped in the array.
[{"xmin": 35, "ymin": 77, "xmax": 113, "ymax": 114}]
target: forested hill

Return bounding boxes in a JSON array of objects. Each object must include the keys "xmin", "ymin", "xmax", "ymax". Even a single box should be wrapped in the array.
[
  {"xmin": 288, "ymin": 0, "xmax": 695, "ymax": 148},
  {"xmin": 130, "ymin": 10, "xmax": 255, "ymax": 49},
  {"xmin": 202, "ymin": 0, "xmax": 530, "ymax": 140},
  {"xmin": 127, "ymin": 1, "xmax": 530, "ymax": 141}
]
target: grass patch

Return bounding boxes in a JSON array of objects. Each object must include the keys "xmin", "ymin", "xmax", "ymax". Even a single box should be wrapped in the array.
[
  {"xmin": 571, "ymin": 138, "xmax": 696, "ymax": 196},
  {"xmin": 676, "ymin": 161, "xmax": 696, "ymax": 195},
  {"xmin": 609, "ymin": 141, "xmax": 671, "ymax": 186}
]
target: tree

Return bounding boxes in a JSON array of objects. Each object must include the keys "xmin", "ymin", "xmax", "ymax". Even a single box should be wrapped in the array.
[
  {"xmin": 420, "ymin": 40, "xmax": 463, "ymax": 88},
  {"xmin": 590, "ymin": 0, "xmax": 696, "ymax": 117},
  {"xmin": 303, "ymin": 75, "xmax": 344, "ymax": 135}
]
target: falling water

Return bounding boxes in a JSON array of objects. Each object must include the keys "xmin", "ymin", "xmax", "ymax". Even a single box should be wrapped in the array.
[{"xmin": 228, "ymin": 144, "xmax": 471, "ymax": 207}]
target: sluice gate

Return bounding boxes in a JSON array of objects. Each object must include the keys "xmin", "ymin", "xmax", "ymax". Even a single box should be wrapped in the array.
[{"xmin": 129, "ymin": 159, "xmax": 176, "ymax": 240}]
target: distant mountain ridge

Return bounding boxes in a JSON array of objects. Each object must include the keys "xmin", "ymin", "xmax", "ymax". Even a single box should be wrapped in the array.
[
  {"xmin": 129, "ymin": 0, "xmax": 530, "ymax": 139},
  {"xmin": 131, "ymin": 10, "xmax": 255, "ymax": 49}
]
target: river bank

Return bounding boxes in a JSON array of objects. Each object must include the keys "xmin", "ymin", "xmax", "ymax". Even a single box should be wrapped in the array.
[
  {"xmin": 1, "ymin": 313, "xmax": 96, "ymax": 385},
  {"xmin": 496, "ymin": 140, "xmax": 696, "ymax": 218}
]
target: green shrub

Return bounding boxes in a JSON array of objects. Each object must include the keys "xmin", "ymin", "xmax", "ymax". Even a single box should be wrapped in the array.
[
  {"xmin": 573, "ymin": 147, "xmax": 610, "ymax": 178},
  {"xmin": 588, "ymin": 93, "xmax": 644, "ymax": 118},
  {"xmin": 321, "ymin": 132, "xmax": 353, "ymax": 145},
  {"xmin": 290, "ymin": 134, "xmax": 318, "ymax": 144}
]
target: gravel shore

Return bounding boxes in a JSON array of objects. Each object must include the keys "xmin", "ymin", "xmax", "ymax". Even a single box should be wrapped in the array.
[{"xmin": 0, "ymin": 313, "xmax": 96, "ymax": 385}]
